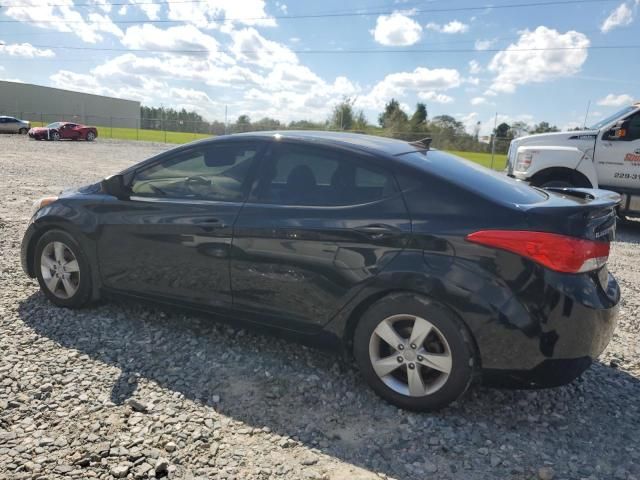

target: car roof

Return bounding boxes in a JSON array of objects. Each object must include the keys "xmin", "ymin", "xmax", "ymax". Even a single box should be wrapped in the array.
[{"xmin": 222, "ymin": 130, "xmax": 427, "ymax": 156}]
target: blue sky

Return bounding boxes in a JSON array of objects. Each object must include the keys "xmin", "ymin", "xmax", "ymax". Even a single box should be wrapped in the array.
[{"xmin": 0, "ymin": 0, "xmax": 638, "ymax": 133}]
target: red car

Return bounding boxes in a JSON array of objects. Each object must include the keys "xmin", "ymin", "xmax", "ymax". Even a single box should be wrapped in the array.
[{"xmin": 28, "ymin": 122, "xmax": 98, "ymax": 141}]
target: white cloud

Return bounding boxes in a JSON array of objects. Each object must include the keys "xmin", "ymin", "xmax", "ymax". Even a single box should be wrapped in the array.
[
  {"xmin": 470, "ymin": 97, "xmax": 486, "ymax": 105},
  {"xmin": 466, "ymin": 77, "xmax": 480, "ymax": 86},
  {"xmin": 362, "ymin": 66, "xmax": 461, "ymax": 109},
  {"xmin": 229, "ymin": 27, "xmax": 298, "ymax": 68},
  {"xmin": 418, "ymin": 92, "xmax": 454, "ymax": 103},
  {"xmin": 118, "ymin": 5, "xmax": 127, "ymax": 15},
  {"xmin": 468, "ymin": 60, "xmax": 482, "ymax": 74},
  {"xmin": 601, "ymin": 2, "xmax": 634, "ymax": 33},
  {"xmin": 4, "ymin": 0, "xmax": 123, "ymax": 43},
  {"xmin": 487, "ymin": 26, "xmax": 589, "ymax": 94},
  {"xmin": 129, "ymin": 0, "xmax": 161, "ymax": 20},
  {"xmin": 425, "ymin": 20, "xmax": 469, "ymax": 34},
  {"xmin": 170, "ymin": 87, "xmax": 214, "ymax": 104},
  {"xmin": 372, "ymin": 13, "xmax": 422, "ymax": 46},
  {"xmin": 166, "ymin": 0, "xmax": 276, "ymax": 28},
  {"xmin": 597, "ymin": 93, "xmax": 634, "ymax": 107},
  {"xmin": 0, "ymin": 41, "xmax": 55, "ymax": 58},
  {"xmin": 121, "ymin": 24, "xmax": 229, "ymax": 61},
  {"xmin": 474, "ymin": 39, "xmax": 496, "ymax": 51}
]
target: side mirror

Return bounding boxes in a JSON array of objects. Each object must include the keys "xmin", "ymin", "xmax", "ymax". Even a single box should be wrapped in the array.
[
  {"xmin": 606, "ymin": 120, "xmax": 627, "ymax": 140},
  {"xmin": 101, "ymin": 174, "xmax": 130, "ymax": 199}
]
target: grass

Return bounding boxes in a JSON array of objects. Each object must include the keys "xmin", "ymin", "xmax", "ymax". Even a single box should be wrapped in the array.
[
  {"xmin": 29, "ymin": 121, "xmax": 508, "ymax": 169},
  {"xmin": 446, "ymin": 150, "xmax": 508, "ymax": 170}
]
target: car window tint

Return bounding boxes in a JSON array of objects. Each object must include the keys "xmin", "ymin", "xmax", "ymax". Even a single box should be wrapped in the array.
[
  {"xmin": 252, "ymin": 144, "xmax": 397, "ymax": 206},
  {"xmin": 131, "ymin": 143, "xmax": 260, "ymax": 202}
]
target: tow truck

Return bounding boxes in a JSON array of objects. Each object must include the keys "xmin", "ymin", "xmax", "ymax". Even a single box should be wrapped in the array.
[{"xmin": 508, "ymin": 102, "xmax": 640, "ymax": 217}]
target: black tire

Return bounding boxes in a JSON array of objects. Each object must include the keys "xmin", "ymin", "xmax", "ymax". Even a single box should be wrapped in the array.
[
  {"xmin": 19, "ymin": 128, "xmax": 28, "ymax": 134},
  {"xmin": 34, "ymin": 229, "xmax": 93, "ymax": 308},
  {"xmin": 50, "ymin": 131, "xmax": 60, "ymax": 141},
  {"xmin": 353, "ymin": 293, "xmax": 475, "ymax": 411}
]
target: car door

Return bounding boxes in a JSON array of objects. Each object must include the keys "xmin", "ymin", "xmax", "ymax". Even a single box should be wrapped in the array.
[
  {"xmin": 96, "ymin": 141, "xmax": 265, "ymax": 307},
  {"xmin": 595, "ymin": 110, "xmax": 640, "ymax": 188},
  {"xmin": 230, "ymin": 141, "xmax": 412, "ymax": 331}
]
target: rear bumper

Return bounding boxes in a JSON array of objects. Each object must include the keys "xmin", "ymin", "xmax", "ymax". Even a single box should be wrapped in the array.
[
  {"xmin": 472, "ymin": 268, "xmax": 619, "ymax": 388},
  {"xmin": 482, "ymin": 357, "xmax": 594, "ymax": 389}
]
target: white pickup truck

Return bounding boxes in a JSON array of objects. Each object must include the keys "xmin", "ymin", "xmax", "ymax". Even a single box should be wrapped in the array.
[{"xmin": 508, "ymin": 102, "xmax": 640, "ymax": 217}]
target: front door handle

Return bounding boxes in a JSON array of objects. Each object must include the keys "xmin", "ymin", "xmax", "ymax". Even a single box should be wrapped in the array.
[
  {"xmin": 354, "ymin": 224, "xmax": 401, "ymax": 239},
  {"xmin": 195, "ymin": 218, "xmax": 226, "ymax": 230}
]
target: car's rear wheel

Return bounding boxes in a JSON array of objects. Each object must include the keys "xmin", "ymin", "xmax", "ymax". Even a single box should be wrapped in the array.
[
  {"xmin": 86, "ymin": 131, "xmax": 96, "ymax": 141},
  {"xmin": 353, "ymin": 293, "xmax": 475, "ymax": 411},
  {"xmin": 50, "ymin": 131, "xmax": 60, "ymax": 141},
  {"xmin": 35, "ymin": 230, "xmax": 92, "ymax": 308},
  {"xmin": 19, "ymin": 127, "xmax": 28, "ymax": 134}
]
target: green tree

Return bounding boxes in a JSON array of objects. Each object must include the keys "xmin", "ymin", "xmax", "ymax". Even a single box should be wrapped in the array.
[
  {"xmin": 235, "ymin": 114, "xmax": 251, "ymax": 133},
  {"xmin": 530, "ymin": 121, "xmax": 559, "ymax": 134},
  {"xmin": 331, "ymin": 97, "xmax": 357, "ymax": 130},
  {"xmin": 378, "ymin": 98, "xmax": 409, "ymax": 131},
  {"xmin": 409, "ymin": 103, "xmax": 428, "ymax": 131},
  {"xmin": 495, "ymin": 122, "xmax": 511, "ymax": 138}
]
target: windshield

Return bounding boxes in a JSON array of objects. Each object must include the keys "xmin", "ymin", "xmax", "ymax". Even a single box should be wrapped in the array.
[
  {"xmin": 589, "ymin": 106, "xmax": 637, "ymax": 130},
  {"xmin": 46, "ymin": 122, "xmax": 62, "ymax": 129}
]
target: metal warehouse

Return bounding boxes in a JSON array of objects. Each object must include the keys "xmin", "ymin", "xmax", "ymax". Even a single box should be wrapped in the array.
[{"xmin": 0, "ymin": 80, "xmax": 140, "ymax": 129}]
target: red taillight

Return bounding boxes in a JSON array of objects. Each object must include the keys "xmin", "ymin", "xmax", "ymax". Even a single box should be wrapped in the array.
[{"xmin": 466, "ymin": 230, "xmax": 610, "ymax": 273}]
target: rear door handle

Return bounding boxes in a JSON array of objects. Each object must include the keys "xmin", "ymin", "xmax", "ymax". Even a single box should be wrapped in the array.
[{"xmin": 354, "ymin": 224, "xmax": 401, "ymax": 239}]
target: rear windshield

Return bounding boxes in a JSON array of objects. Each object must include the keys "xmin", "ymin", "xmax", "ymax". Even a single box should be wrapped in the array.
[{"xmin": 397, "ymin": 151, "xmax": 547, "ymax": 205}]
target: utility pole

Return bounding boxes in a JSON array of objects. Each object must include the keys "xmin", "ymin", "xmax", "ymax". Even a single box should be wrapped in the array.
[
  {"xmin": 224, "ymin": 105, "xmax": 228, "ymax": 135},
  {"xmin": 490, "ymin": 112, "xmax": 498, "ymax": 170}
]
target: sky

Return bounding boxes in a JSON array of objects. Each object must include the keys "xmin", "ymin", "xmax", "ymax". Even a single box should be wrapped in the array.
[{"xmin": 0, "ymin": 0, "xmax": 638, "ymax": 134}]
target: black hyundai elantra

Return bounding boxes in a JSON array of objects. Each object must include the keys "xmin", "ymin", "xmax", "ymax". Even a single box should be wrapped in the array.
[{"xmin": 21, "ymin": 131, "xmax": 620, "ymax": 411}]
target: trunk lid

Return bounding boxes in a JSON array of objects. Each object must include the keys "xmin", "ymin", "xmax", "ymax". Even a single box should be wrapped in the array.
[{"xmin": 525, "ymin": 188, "xmax": 620, "ymax": 242}]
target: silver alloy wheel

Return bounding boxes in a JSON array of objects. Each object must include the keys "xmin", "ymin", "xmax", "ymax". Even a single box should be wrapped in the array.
[
  {"xmin": 369, "ymin": 314, "xmax": 452, "ymax": 397},
  {"xmin": 40, "ymin": 241, "xmax": 80, "ymax": 299},
  {"xmin": 86, "ymin": 132, "xmax": 95, "ymax": 141},
  {"xmin": 51, "ymin": 131, "xmax": 60, "ymax": 141}
]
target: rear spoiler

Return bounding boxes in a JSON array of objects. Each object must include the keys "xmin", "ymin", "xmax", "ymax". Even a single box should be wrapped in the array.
[{"xmin": 543, "ymin": 187, "xmax": 621, "ymax": 206}]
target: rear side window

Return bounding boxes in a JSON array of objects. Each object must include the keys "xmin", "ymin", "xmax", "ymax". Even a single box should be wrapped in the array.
[
  {"xmin": 251, "ymin": 144, "xmax": 397, "ymax": 206},
  {"xmin": 398, "ymin": 151, "xmax": 547, "ymax": 205}
]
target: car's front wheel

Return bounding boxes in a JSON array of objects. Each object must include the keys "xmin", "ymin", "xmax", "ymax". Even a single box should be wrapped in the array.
[
  {"xmin": 353, "ymin": 293, "xmax": 475, "ymax": 411},
  {"xmin": 19, "ymin": 127, "xmax": 28, "ymax": 134},
  {"xmin": 50, "ymin": 131, "xmax": 60, "ymax": 141},
  {"xmin": 35, "ymin": 230, "xmax": 92, "ymax": 308},
  {"xmin": 86, "ymin": 131, "xmax": 96, "ymax": 141}
]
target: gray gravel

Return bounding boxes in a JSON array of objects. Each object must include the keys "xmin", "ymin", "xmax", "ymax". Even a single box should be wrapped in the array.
[{"xmin": 1, "ymin": 133, "xmax": 639, "ymax": 480}]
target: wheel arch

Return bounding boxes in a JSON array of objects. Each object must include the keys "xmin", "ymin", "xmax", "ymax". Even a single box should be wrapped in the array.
[
  {"xmin": 26, "ymin": 220, "xmax": 102, "ymax": 299},
  {"xmin": 528, "ymin": 167, "xmax": 594, "ymax": 188},
  {"xmin": 339, "ymin": 288, "xmax": 482, "ymax": 370}
]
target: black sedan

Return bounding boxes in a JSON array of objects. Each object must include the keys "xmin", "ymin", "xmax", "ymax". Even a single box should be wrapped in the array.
[{"xmin": 21, "ymin": 131, "xmax": 620, "ymax": 411}]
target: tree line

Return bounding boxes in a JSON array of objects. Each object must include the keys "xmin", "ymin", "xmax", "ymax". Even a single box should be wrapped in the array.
[{"xmin": 141, "ymin": 100, "xmax": 563, "ymax": 154}]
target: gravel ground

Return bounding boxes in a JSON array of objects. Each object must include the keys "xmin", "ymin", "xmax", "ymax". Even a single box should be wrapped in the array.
[{"xmin": 1, "ymin": 134, "xmax": 639, "ymax": 480}]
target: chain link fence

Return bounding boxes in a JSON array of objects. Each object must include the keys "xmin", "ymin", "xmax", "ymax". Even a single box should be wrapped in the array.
[{"xmin": 1, "ymin": 108, "xmax": 512, "ymax": 170}]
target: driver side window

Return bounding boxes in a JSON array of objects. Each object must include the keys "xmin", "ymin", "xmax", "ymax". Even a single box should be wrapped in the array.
[{"xmin": 130, "ymin": 142, "xmax": 261, "ymax": 202}]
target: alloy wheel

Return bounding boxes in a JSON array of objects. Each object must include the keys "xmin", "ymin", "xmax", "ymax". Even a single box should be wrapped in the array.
[
  {"xmin": 369, "ymin": 314, "xmax": 452, "ymax": 397},
  {"xmin": 40, "ymin": 241, "xmax": 80, "ymax": 299}
]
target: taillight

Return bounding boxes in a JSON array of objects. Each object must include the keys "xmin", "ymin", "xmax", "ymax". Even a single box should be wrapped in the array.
[{"xmin": 466, "ymin": 230, "xmax": 610, "ymax": 273}]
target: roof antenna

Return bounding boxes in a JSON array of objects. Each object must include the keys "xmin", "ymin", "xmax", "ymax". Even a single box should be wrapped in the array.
[
  {"xmin": 409, "ymin": 137, "xmax": 432, "ymax": 150},
  {"xmin": 582, "ymin": 100, "xmax": 591, "ymax": 129}
]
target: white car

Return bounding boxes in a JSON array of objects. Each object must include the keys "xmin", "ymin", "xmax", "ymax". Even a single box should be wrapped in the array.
[
  {"xmin": 0, "ymin": 116, "xmax": 31, "ymax": 134},
  {"xmin": 508, "ymin": 102, "xmax": 640, "ymax": 217}
]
